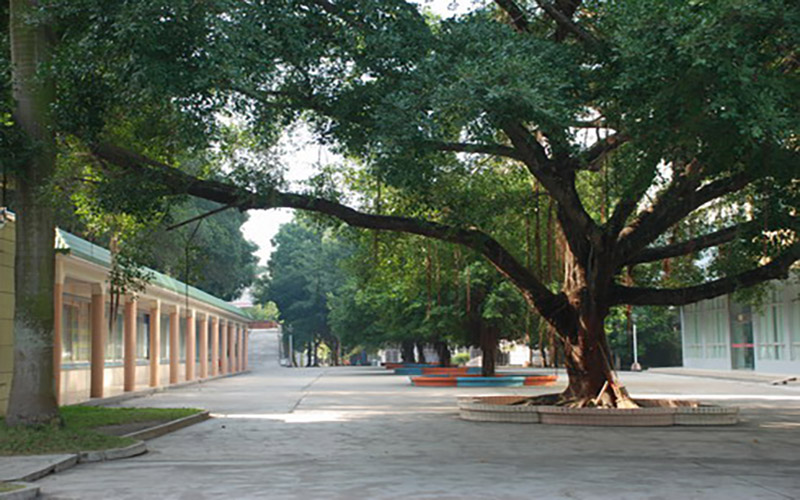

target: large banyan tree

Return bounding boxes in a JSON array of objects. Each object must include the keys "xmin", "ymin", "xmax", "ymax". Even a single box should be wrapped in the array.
[{"xmin": 13, "ymin": 0, "xmax": 799, "ymax": 413}]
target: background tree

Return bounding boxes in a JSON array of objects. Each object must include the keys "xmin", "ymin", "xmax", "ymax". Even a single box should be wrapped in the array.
[{"xmin": 255, "ymin": 219, "xmax": 350, "ymax": 366}]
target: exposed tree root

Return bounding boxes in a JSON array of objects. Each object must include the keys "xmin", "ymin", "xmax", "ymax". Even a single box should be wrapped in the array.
[{"xmin": 509, "ymin": 383, "xmax": 640, "ymax": 409}]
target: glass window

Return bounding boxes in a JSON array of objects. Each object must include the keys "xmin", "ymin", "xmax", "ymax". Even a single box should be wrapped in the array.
[
  {"xmin": 791, "ymin": 296, "xmax": 800, "ymax": 361},
  {"xmin": 136, "ymin": 312, "xmax": 150, "ymax": 360},
  {"xmin": 62, "ymin": 295, "xmax": 90, "ymax": 363},
  {"xmin": 195, "ymin": 319, "xmax": 202, "ymax": 362},
  {"xmin": 106, "ymin": 303, "xmax": 124, "ymax": 362},
  {"xmin": 684, "ymin": 305, "xmax": 703, "ymax": 358},
  {"xmin": 757, "ymin": 291, "xmax": 785, "ymax": 360},
  {"xmin": 179, "ymin": 316, "xmax": 186, "ymax": 362},
  {"xmin": 160, "ymin": 313, "xmax": 170, "ymax": 361},
  {"xmin": 208, "ymin": 322, "xmax": 213, "ymax": 361}
]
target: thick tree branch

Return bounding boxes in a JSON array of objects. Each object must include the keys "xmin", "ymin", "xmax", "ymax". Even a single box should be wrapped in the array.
[
  {"xmin": 624, "ymin": 221, "xmax": 760, "ymax": 265},
  {"xmin": 616, "ymin": 168, "xmax": 752, "ymax": 266},
  {"xmin": 502, "ymin": 122, "xmax": 603, "ymax": 256},
  {"xmin": 91, "ymin": 142, "xmax": 576, "ymax": 332},
  {"xmin": 494, "ymin": 0, "xmax": 531, "ymax": 33},
  {"xmin": 611, "ymin": 244, "xmax": 800, "ymax": 306},
  {"xmin": 430, "ymin": 141, "xmax": 524, "ymax": 161},
  {"xmin": 533, "ymin": 0, "xmax": 600, "ymax": 47},
  {"xmin": 574, "ymin": 133, "xmax": 628, "ymax": 172}
]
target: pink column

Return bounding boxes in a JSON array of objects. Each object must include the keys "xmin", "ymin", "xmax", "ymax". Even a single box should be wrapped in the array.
[
  {"xmin": 220, "ymin": 319, "xmax": 228, "ymax": 375},
  {"xmin": 123, "ymin": 297, "xmax": 137, "ymax": 392},
  {"xmin": 198, "ymin": 313, "xmax": 208, "ymax": 378},
  {"xmin": 149, "ymin": 300, "xmax": 161, "ymax": 387},
  {"xmin": 90, "ymin": 285, "xmax": 106, "ymax": 398},
  {"xmin": 211, "ymin": 317, "xmax": 219, "ymax": 376},
  {"xmin": 169, "ymin": 306, "xmax": 179, "ymax": 383},
  {"xmin": 185, "ymin": 309, "xmax": 195, "ymax": 381}
]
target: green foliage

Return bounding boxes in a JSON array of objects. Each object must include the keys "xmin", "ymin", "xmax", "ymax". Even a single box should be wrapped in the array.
[
  {"xmin": 245, "ymin": 302, "xmax": 280, "ymax": 322},
  {"xmin": 606, "ymin": 306, "xmax": 682, "ymax": 368},
  {"xmin": 451, "ymin": 352, "xmax": 471, "ymax": 366},
  {"xmin": 255, "ymin": 218, "xmax": 351, "ymax": 351}
]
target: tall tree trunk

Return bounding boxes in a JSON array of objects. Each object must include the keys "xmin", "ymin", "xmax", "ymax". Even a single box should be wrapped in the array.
[
  {"xmin": 480, "ymin": 325, "xmax": 497, "ymax": 377},
  {"xmin": 556, "ymin": 248, "xmax": 635, "ymax": 408},
  {"xmin": 434, "ymin": 340, "xmax": 450, "ymax": 367},
  {"xmin": 415, "ymin": 342, "xmax": 426, "ymax": 364},
  {"xmin": 306, "ymin": 341, "xmax": 312, "ymax": 367},
  {"xmin": 400, "ymin": 340, "xmax": 416, "ymax": 364},
  {"xmin": 6, "ymin": 0, "xmax": 59, "ymax": 426},
  {"xmin": 330, "ymin": 337, "xmax": 340, "ymax": 366}
]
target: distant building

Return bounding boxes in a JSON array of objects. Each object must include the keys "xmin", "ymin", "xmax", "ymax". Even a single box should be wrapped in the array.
[
  {"xmin": 680, "ymin": 276, "xmax": 800, "ymax": 374},
  {"xmin": 0, "ymin": 210, "xmax": 251, "ymax": 414}
]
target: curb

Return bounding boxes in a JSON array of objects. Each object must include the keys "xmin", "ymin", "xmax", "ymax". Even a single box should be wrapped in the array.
[
  {"xmin": 4, "ymin": 410, "xmax": 210, "ymax": 484},
  {"xmin": 457, "ymin": 396, "xmax": 739, "ymax": 426},
  {"xmin": 122, "ymin": 410, "xmax": 211, "ymax": 441},
  {"xmin": 13, "ymin": 455, "xmax": 77, "ymax": 482},
  {"xmin": 81, "ymin": 371, "xmax": 252, "ymax": 407},
  {"xmin": 0, "ymin": 482, "xmax": 40, "ymax": 500},
  {"xmin": 78, "ymin": 441, "xmax": 147, "ymax": 463}
]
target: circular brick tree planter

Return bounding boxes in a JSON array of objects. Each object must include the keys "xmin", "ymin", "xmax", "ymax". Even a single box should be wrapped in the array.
[
  {"xmin": 411, "ymin": 374, "xmax": 558, "ymax": 387},
  {"xmin": 458, "ymin": 395, "xmax": 739, "ymax": 426}
]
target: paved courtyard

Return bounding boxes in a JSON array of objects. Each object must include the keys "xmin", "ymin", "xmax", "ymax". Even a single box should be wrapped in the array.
[{"xmin": 37, "ymin": 332, "xmax": 800, "ymax": 499}]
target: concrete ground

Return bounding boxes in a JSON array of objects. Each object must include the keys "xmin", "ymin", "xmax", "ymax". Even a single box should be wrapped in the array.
[{"xmin": 37, "ymin": 333, "xmax": 800, "ymax": 499}]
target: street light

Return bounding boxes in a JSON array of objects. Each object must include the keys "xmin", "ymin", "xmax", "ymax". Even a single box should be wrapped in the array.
[{"xmin": 631, "ymin": 322, "xmax": 642, "ymax": 372}]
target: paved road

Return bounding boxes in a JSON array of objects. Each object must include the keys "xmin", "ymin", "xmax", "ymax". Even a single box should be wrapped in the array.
[{"xmin": 38, "ymin": 333, "xmax": 800, "ymax": 499}]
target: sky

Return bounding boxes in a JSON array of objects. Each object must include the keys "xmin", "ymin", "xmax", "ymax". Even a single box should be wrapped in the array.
[{"xmin": 241, "ymin": 0, "xmax": 484, "ymax": 266}]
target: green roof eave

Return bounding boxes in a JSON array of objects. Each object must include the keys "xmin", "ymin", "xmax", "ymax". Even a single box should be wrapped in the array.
[{"xmin": 55, "ymin": 229, "xmax": 250, "ymax": 321}]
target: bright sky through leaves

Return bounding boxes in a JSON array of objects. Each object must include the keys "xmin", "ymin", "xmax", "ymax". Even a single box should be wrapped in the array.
[{"xmin": 241, "ymin": 0, "xmax": 482, "ymax": 266}]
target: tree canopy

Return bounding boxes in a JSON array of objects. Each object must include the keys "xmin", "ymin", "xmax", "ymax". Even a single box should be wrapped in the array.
[{"xmin": 5, "ymin": 0, "xmax": 799, "ymax": 412}]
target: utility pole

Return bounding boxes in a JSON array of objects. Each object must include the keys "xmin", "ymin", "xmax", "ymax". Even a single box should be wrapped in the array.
[{"xmin": 631, "ymin": 323, "xmax": 642, "ymax": 372}]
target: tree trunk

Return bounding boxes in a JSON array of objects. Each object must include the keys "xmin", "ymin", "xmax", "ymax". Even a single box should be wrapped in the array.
[
  {"xmin": 434, "ymin": 340, "xmax": 450, "ymax": 367},
  {"xmin": 480, "ymin": 325, "xmax": 497, "ymax": 377},
  {"xmin": 415, "ymin": 342, "xmax": 426, "ymax": 364},
  {"xmin": 400, "ymin": 340, "xmax": 416, "ymax": 364},
  {"xmin": 330, "ymin": 337, "xmax": 340, "ymax": 366},
  {"xmin": 555, "ymin": 248, "xmax": 635, "ymax": 408},
  {"xmin": 559, "ymin": 312, "xmax": 634, "ymax": 407},
  {"xmin": 306, "ymin": 341, "xmax": 312, "ymax": 367},
  {"xmin": 6, "ymin": 0, "xmax": 59, "ymax": 426}
]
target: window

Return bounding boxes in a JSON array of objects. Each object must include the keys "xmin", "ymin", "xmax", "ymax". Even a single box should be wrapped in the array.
[
  {"xmin": 160, "ymin": 313, "xmax": 170, "ymax": 361},
  {"xmin": 195, "ymin": 318, "xmax": 202, "ymax": 362},
  {"xmin": 683, "ymin": 305, "xmax": 703, "ymax": 358},
  {"xmin": 706, "ymin": 297, "xmax": 728, "ymax": 359},
  {"xmin": 791, "ymin": 295, "xmax": 800, "ymax": 361},
  {"xmin": 757, "ymin": 290, "xmax": 785, "ymax": 360},
  {"xmin": 136, "ymin": 312, "xmax": 150, "ymax": 360},
  {"xmin": 179, "ymin": 316, "xmax": 186, "ymax": 362},
  {"xmin": 207, "ymin": 321, "xmax": 213, "ymax": 361},
  {"xmin": 106, "ymin": 303, "xmax": 124, "ymax": 362},
  {"xmin": 62, "ymin": 294, "xmax": 90, "ymax": 363}
]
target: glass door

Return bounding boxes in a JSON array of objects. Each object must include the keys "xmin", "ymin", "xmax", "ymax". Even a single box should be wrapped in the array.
[{"xmin": 729, "ymin": 302, "xmax": 754, "ymax": 370}]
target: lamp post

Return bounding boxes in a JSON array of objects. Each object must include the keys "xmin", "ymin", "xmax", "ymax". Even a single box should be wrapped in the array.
[{"xmin": 631, "ymin": 322, "xmax": 642, "ymax": 372}]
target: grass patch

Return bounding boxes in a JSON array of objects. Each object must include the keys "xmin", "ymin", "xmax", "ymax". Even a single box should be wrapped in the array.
[{"xmin": 0, "ymin": 406, "xmax": 203, "ymax": 456}]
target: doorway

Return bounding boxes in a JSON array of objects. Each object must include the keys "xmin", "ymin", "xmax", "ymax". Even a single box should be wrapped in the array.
[{"xmin": 729, "ymin": 302, "xmax": 754, "ymax": 370}]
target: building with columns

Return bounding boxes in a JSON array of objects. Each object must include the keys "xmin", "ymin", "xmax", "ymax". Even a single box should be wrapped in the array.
[{"xmin": 0, "ymin": 211, "xmax": 251, "ymax": 413}]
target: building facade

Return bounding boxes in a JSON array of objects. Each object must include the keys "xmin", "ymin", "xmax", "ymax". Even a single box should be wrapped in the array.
[
  {"xmin": 0, "ymin": 211, "xmax": 251, "ymax": 414},
  {"xmin": 681, "ymin": 276, "xmax": 800, "ymax": 374}
]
